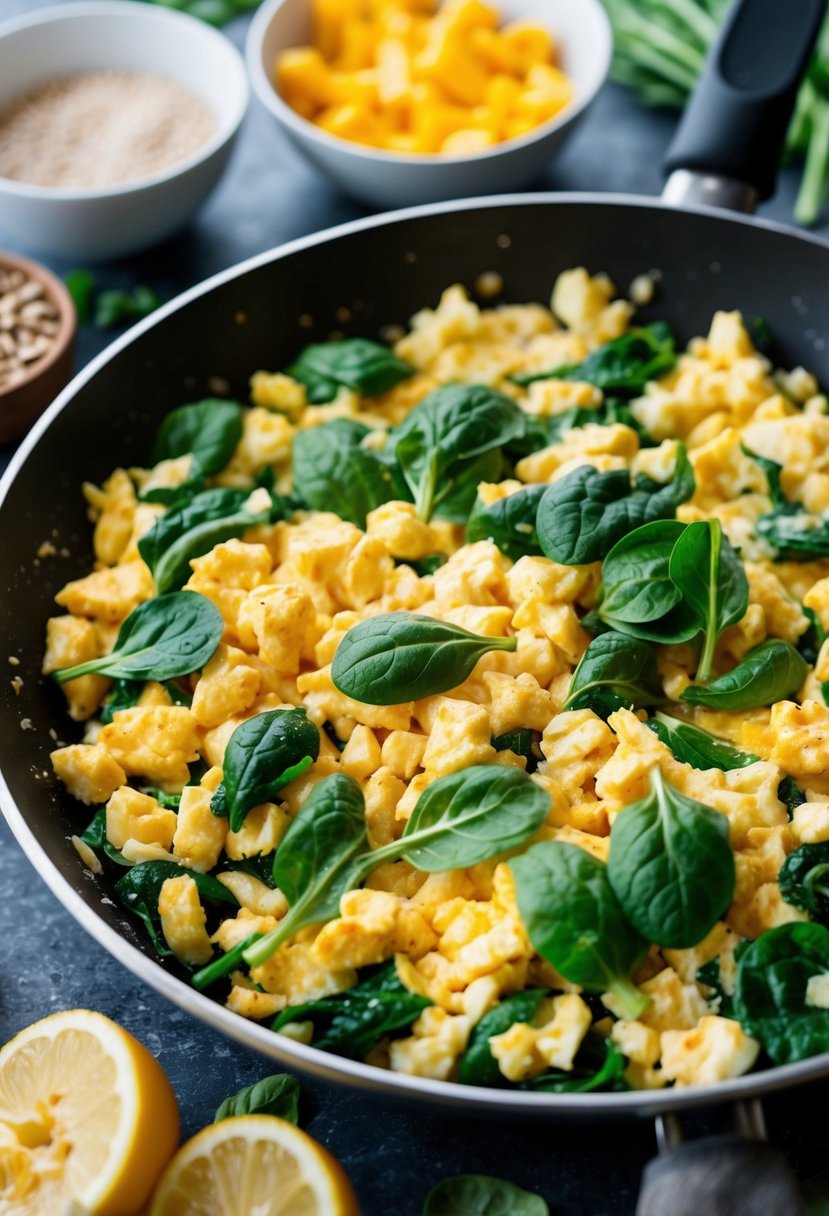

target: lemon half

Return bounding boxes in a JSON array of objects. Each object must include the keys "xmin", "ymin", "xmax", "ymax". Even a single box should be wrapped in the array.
[
  {"xmin": 0, "ymin": 1008, "xmax": 179, "ymax": 1215},
  {"xmin": 150, "ymin": 1114, "xmax": 361, "ymax": 1216}
]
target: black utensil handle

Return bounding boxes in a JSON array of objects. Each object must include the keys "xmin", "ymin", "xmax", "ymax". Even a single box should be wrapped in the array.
[
  {"xmin": 663, "ymin": 0, "xmax": 826, "ymax": 201},
  {"xmin": 636, "ymin": 1134, "xmax": 803, "ymax": 1216}
]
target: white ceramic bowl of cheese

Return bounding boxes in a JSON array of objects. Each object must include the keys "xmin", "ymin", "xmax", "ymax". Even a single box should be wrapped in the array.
[
  {"xmin": 247, "ymin": 0, "xmax": 612, "ymax": 209},
  {"xmin": 0, "ymin": 2, "xmax": 249, "ymax": 261}
]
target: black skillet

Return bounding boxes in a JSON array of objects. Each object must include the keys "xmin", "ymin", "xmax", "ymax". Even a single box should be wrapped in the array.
[{"xmin": 0, "ymin": 0, "xmax": 828, "ymax": 1210}]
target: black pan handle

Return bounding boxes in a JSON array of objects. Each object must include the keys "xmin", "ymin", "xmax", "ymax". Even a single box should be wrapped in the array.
[
  {"xmin": 636, "ymin": 1102, "xmax": 803, "ymax": 1216},
  {"xmin": 663, "ymin": 0, "xmax": 826, "ymax": 209}
]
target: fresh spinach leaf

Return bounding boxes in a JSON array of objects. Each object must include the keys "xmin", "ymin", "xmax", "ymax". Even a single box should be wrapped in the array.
[
  {"xmin": 742, "ymin": 445, "xmax": 784, "ymax": 507},
  {"xmin": 733, "ymin": 922, "xmax": 829, "ymax": 1063},
  {"xmin": 430, "ymin": 448, "xmax": 505, "ymax": 524},
  {"xmin": 99, "ymin": 677, "xmax": 144, "ymax": 724},
  {"xmin": 151, "ymin": 398, "xmax": 244, "ymax": 478},
  {"xmin": 695, "ymin": 943, "xmax": 750, "ymax": 1018},
  {"xmin": 423, "ymin": 1175, "xmax": 549, "ymax": 1216},
  {"xmin": 598, "ymin": 520, "xmax": 699, "ymax": 641},
  {"xmin": 138, "ymin": 487, "xmax": 281, "ymax": 595},
  {"xmin": 607, "ymin": 767, "xmax": 735, "ymax": 948},
  {"xmin": 798, "ymin": 607, "xmax": 826, "ymax": 666},
  {"xmin": 78, "ymin": 807, "xmax": 130, "ymax": 866},
  {"xmin": 509, "ymin": 842, "xmax": 650, "ymax": 1020},
  {"xmin": 291, "ymin": 419, "xmax": 410, "ymax": 528},
  {"xmin": 535, "ymin": 447, "xmax": 694, "ymax": 566},
  {"xmin": 392, "ymin": 385, "xmax": 526, "ymax": 521},
  {"xmin": 779, "ymin": 776, "xmax": 808, "ymax": 819},
  {"xmin": 646, "ymin": 713, "xmax": 759, "ymax": 771},
  {"xmin": 668, "ymin": 519, "xmax": 749, "ymax": 682},
  {"xmin": 680, "ymin": 640, "xmax": 808, "ymax": 710},
  {"xmin": 410, "ymin": 553, "xmax": 447, "ymax": 577},
  {"xmin": 510, "ymin": 322, "xmax": 676, "ymax": 395},
  {"xmin": 457, "ymin": 990, "xmax": 548, "ymax": 1086},
  {"xmin": 272, "ymin": 962, "xmax": 429, "ymax": 1059},
  {"xmin": 331, "ymin": 612, "xmax": 517, "ymax": 705},
  {"xmin": 563, "ymin": 631, "xmax": 662, "ymax": 718},
  {"xmin": 466, "ymin": 485, "xmax": 546, "ymax": 560},
  {"xmin": 94, "ymin": 284, "xmax": 163, "ymax": 329},
  {"xmin": 491, "ymin": 729, "xmax": 540, "ymax": 769},
  {"xmin": 53, "ymin": 591, "xmax": 223, "ymax": 684},
  {"xmin": 115, "ymin": 861, "xmax": 238, "ymax": 957},
  {"xmin": 370, "ymin": 765, "xmax": 550, "ymax": 872},
  {"xmin": 287, "ymin": 338, "xmax": 413, "ymax": 404},
  {"xmin": 243, "ymin": 774, "xmax": 369, "ymax": 970},
  {"xmin": 214, "ymin": 1074, "xmax": 300, "ymax": 1124},
  {"xmin": 779, "ymin": 843, "xmax": 829, "ymax": 923},
  {"xmin": 758, "ymin": 505, "xmax": 829, "ymax": 560},
  {"xmin": 210, "ymin": 709, "xmax": 320, "ymax": 832},
  {"xmin": 523, "ymin": 1036, "xmax": 627, "ymax": 1093}
]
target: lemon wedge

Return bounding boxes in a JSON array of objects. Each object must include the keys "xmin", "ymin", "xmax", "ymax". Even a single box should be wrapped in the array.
[
  {"xmin": 150, "ymin": 1114, "xmax": 361, "ymax": 1216},
  {"xmin": 0, "ymin": 1008, "xmax": 179, "ymax": 1215}
]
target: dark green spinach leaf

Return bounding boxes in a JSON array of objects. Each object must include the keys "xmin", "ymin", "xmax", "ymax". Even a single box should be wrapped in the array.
[
  {"xmin": 78, "ymin": 807, "xmax": 130, "ymax": 866},
  {"xmin": 598, "ymin": 520, "xmax": 699, "ymax": 641},
  {"xmin": 423, "ymin": 1175, "xmax": 549, "ymax": 1216},
  {"xmin": 563, "ymin": 631, "xmax": 662, "ymax": 718},
  {"xmin": 466, "ymin": 485, "xmax": 546, "ymax": 560},
  {"xmin": 99, "ymin": 677, "xmax": 144, "ymax": 725},
  {"xmin": 331, "ymin": 612, "xmax": 517, "ymax": 705},
  {"xmin": 210, "ymin": 709, "xmax": 320, "ymax": 832},
  {"xmin": 151, "ymin": 398, "xmax": 244, "ymax": 478},
  {"xmin": 511, "ymin": 322, "xmax": 676, "ymax": 395},
  {"xmin": 491, "ymin": 729, "xmax": 540, "ymax": 768},
  {"xmin": 646, "ymin": 713, "xmax": 759, "ymax": 771},
  {"xmin": 272, "ymin": 962, "xmax": 429, "ymax": 1059},
  {"xmin": 607, "ymin": 767, "xmax": 735, "ymax": 948},
  {"xmin": 115, "ymin": 861, "xmax": 237, "ymax": 957},
  {"xmin": 53, "ymin": 591, "xmax": 223, "ymax": 684},
  {"xmin": 457, "ymin": 990, "xmax": 548, "ymax": 1085},
  {"xmin": 523, "ymin": 1036, "xmax": 627, "ymax": 1093},
  {"xmin": 214, "ymin": 1074, "xmax": 300, "ymax": 1124},
  {"xmin": 286, "ymin": 338, "xmax": 413, "ymax": 404},
  {"xmin": 509, "ymin": 842, "xmax": 650, "ymax": 1020},
  {"xmin": 668, "ymin": 519, "xmax": 749, "ymax": 682},
  {"xmin": 779, "ymin": 776, "xmax": 808, "ymax": 819},
  {"xmin": 291, "ymin": 418, "xmax": 409, "ymax": 528},
  {"xmin": 681, "ymin": 640, "xmax": 808, "ymax": 710},
  {"xmin": 779, "ymin": 843, "xmax": 829, "ymax": 923}
]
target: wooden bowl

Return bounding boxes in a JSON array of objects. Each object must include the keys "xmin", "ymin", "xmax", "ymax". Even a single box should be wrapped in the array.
[{"xmin": 0, "ymin": 251, "xmax": 76, "ymax": 444}]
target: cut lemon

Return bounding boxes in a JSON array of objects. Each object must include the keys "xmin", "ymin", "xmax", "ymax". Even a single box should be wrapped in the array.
[
  {"xmin": 150, "ymin": 1114, "xmax": 360, "ymax": 1216},
  {"xmin": 0, "ymin": 1008, "xmax": 179, "ymax": 1216}
]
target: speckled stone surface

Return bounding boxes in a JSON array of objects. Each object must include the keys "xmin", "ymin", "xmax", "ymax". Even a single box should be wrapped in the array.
[{"xmin": 1, "ymin": 3, "xmax": 829, "ymax": 1212}]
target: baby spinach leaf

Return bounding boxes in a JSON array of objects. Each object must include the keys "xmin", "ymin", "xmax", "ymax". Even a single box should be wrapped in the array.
[
  {"xmin": 598, "ymin": 520, "xmax": 699, "ymax": 642},
  {"xmin": 243, "ymin": 774, "xmax": 369, "ymax": 970},
  {"xmin": 457, "ymin": 990, "xmax": 548, "ymax": 1086},
  {"xmin": 668, "ymin": 519, "xmax": 749, "ymax": 682},
  {"xmin": 210, "ymin": 709, "xmax": 320, "ymax": 832},
  {"xmin": 78, "ymin": 807, "xmax": 130, "ymax": 866},
  {"xmin": 742, "ymin": 445, "xmax": 784, "ymax": 507},
  {"xmin": 797, "ymin": 607, "xmax": 826, "ymax": 666},
  {"xmin": 424, "ymin": 1175, "xmax": 549, "ymax": 1216},
  {"xmin": 139, "ymin": 487, "xmax": 281, "ymax": 595},
  {"xmin": 563, "ymin": 632, "xmax": 662, "ymax": 718},
  {"xmin": 779, "ymin": 843, "xmax": 829, "ymax": 923},
  {"xmin": 757, "ymin": 505, "xmax": 829, "ymax": 561},
  {"xmin": 511, "ymin": 322, "xmax": 676, "ymax": 395},
  {"xmin": 370, "ymin": 765, "xmax": 550, "ymax": 872},
  {"xmin": 286, "ymin": 337, "xmax": 414, "ymax": 404},
  {"xmin": 779, "ymin": 776, "xmax": 808, "ymax": 819},
  {"xmin": 733, "ymin": 922, "xmax": 829, "ymax": 1063},
  {"xmin": 523, "ymin": 1036, "xmax": 627, "ymax": 1093},
  {"xmin": 607, "ymin": 767, "xmax": 735, "ymax": 949},
  {"xmin": 509, "ymin": 842, "xmax": 650, "ymax": 1020},
  {"xmin": 393, "ymin": 385, "xmax": 526, "ymax": 521},
  {"xmin": 646, "ymin": 713, "xmax": 759, "ymax": 771},
  {"xmin": 680, "ymin": 640, "xmax": 808, "ymax": 710},
  {"xmin": 151, "ymin": 398, "xmax": 243, "ymax": 476},
  {"xmin": 331, "ymin": 612, "xmax": 517, "ymax": 705},
  {"xmin": 431, "ymin": 448, "xmax": 505, "ymax": 524},
  {"xmin": 695, "ymin": 944, "xmax": 749, "ymax": 1018},
  {"xmin": 491, "ymin": 729, "xmax": 540, "ymax": 769},
  {"xmin": 410, "ymin": 554, "xmax": 447, "ymax": 577},
  {"xmin": 291, "ymin": 419, "xmax": 410, "ymax": 528},
  {"xmin": 115, "ymin": 861, "xmax": 238, "ymax": 958},
  {"xmin": 272, "ymin": 962, "xmax": 429, "ymax": 1059},
  {"xmin": 53, "ymin": 591, "xmax": 223, "ymax": 684},
  {"xmin": 536, "ymin": 447, "xmax": 694, "ymax": 566},
  {"xmin": 99, "ymin": 677, "xmax": 143, "ymax": 725},
  {"xmin": 214, "ymin": 1074, "xmax": 300, "ymax": 1124},
  {"xmin": 466, "ymin": 485, "xmax": 546, "ymax": 560}
]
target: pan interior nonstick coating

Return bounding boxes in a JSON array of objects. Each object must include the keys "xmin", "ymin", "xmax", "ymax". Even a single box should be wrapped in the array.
[{"xmin": 1, "ymin": 196, "xmax": 827, "ymax": 1109}]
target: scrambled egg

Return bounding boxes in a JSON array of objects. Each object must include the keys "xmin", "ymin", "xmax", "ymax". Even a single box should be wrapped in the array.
[{"xmin": 46, "ymin": 267, "xmax": 829, "ymax": 1091}]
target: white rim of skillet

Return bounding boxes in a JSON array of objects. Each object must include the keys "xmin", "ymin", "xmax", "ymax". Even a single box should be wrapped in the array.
[
  {"xmin": 0, "ymin": 0, "xmax": 250, "ymax": 201},
  {"xmin": 2, "ymin": 193, "xmax": 829, "ymax": 1116},
  {"xmin": 246, "ymin": 0, "xmax": 613, "ymax": 168}
]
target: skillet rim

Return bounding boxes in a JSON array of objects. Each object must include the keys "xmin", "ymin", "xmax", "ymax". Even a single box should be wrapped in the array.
[{"xmin": 2, "ymin": 191, "xmax": 829, "ymax": 1117}]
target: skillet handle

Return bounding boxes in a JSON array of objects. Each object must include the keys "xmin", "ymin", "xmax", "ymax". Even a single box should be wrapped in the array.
[
  {"xmin": 635, "ymin": 1103, "xmax": 803, "ymax": 1216},
  {"xmin": 663, "ymin": 0, "xmax": 825, "ymax": 211}
]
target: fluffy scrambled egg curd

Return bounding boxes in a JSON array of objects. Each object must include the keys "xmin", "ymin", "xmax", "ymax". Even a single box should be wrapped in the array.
[{"xmin": 46, "ymin": 268, "xmax": 829, "ymax": 1093}]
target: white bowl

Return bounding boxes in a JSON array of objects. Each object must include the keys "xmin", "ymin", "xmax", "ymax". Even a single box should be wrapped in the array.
[
  {"xmin": 0, "ymin": 1, "xmax": 249, "ymax": 261},
  {"xmin": 247, "ymin": 0, "xmax": 612, "ymax": 209}
]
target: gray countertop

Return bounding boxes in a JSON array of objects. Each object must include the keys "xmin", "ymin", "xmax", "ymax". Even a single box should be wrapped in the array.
[{"xmin": 1, "ymin": 3, "xmax": 829, "ymax": 1212}]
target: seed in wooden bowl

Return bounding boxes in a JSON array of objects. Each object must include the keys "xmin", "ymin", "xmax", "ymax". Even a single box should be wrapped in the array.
[{"xmin": 0, "ymin": 270, "xmax": 60, "ymax": 390}]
